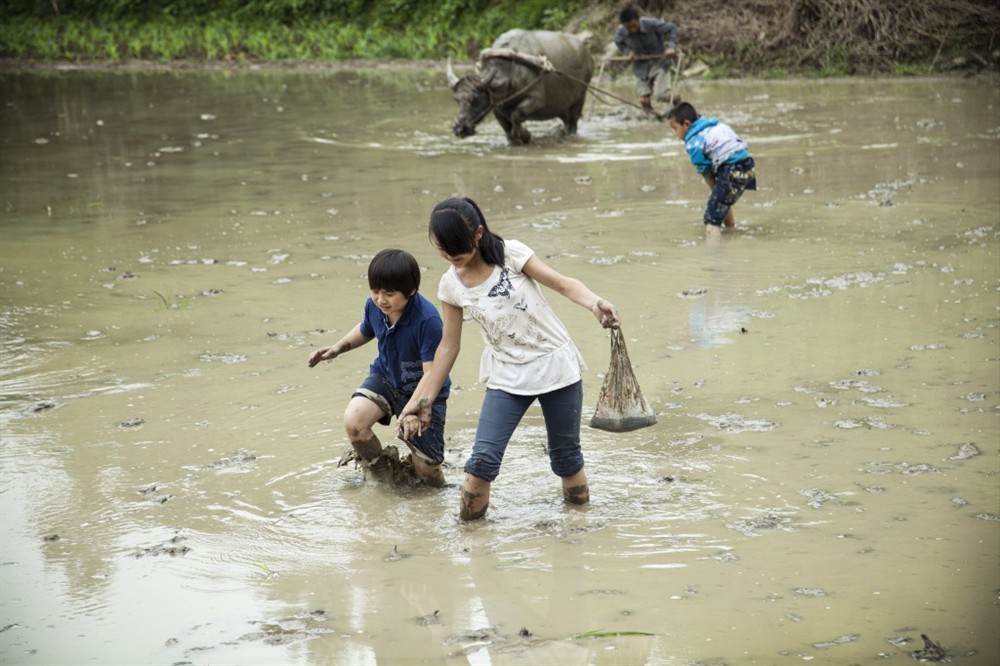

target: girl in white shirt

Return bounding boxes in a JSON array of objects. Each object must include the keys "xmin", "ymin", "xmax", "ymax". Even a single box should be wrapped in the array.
[{"xmin": 399, "ymin": 197, "xmax": 620, "ymax": 521}]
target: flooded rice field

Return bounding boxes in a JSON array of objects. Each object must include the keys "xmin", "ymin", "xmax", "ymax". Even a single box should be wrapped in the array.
[{"xmin": 1, "ymin": 66, "xmax": 998, "ymax": 665}]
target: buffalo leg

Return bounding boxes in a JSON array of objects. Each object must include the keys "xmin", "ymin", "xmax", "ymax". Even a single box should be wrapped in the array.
[
  {"xmin": 494, "ymin": 112, "xmax": 524, "ymax": 145},
  {"xmin": 507, "ymin": 108, "xmax": 532, "ymax": 145},
  {"xmin": 494, "ymin": 113, "xmax": 513, "ymax": 136},
  {"xmin": 563, "ymin": 97, "xmax": 586, "ymax": 135}
]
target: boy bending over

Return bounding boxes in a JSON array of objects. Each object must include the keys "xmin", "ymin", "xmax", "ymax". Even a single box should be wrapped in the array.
[{"xmin": 667, "ymin": 102, "xmax": 757, "ymax": 240}]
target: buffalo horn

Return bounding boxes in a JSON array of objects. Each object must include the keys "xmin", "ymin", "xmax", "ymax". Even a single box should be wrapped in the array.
[{"xmin": 446, "ymin": 57, "xmax": 460, "ymax": 90}]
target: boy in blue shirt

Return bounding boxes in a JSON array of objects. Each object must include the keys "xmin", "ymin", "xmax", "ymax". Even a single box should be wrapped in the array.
[
  {"xmin": 667, "ymin": 101, "xmax": 757, "ymax": 239},
  {"xmin": 308, "ymin": 249, "xmax": 450, "ymax": 486}
]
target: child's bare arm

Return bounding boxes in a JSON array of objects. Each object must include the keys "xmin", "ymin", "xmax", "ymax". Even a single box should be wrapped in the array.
[
  {"xmin": 307, "ymin": 323, "xmax": 371, "ymax": 367},
  {"xmin": 398, "ymin": 358, "xmax": 440, "ymax": 440},
  {"xmin": 399, "ymin": 303, "xmax": 463, "ymax": 434},
  {"xmin": 521, "ymin": 254, "xmax": 620, "ymax": 328}
]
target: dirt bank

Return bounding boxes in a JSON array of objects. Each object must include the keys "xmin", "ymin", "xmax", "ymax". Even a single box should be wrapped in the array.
[{"xmin": 575, "ymin": 0, "xmax": 1000, "ymax": 75}]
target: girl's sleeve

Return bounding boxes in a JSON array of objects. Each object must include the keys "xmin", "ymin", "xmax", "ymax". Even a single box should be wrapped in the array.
[
  {"xmin": 437, "ymin": 271, "xmax": 456, "ymax": 306},
  {"xmin": 504, "ymin": 239, "xmax": 534, "ymax": 273}
]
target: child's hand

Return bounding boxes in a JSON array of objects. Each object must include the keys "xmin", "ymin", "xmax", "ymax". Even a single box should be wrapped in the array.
[
  {"xmin": 398, "ymin": 414, "xmax": 424, "ymax": 441},
  {"xmin": 307, "ymin": 345, "xmax": 340, "ymax": 367},
  {"xmin": 397, "ymin": 398, "xmax": 431, "ymax": 439},
  {"xmin": 592, "ymin": 299, "xmax": 621, "ymax": 329}
]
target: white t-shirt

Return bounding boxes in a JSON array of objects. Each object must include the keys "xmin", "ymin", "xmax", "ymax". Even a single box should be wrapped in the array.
[{"xmin": 437, "ymin": 239, "xmax": 586, "ymax": 395}]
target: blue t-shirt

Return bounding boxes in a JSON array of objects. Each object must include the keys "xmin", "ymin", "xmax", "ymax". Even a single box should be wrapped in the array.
[{"xmin": 359, "ymin": 292, "xmax": 451, "ymax": 400}]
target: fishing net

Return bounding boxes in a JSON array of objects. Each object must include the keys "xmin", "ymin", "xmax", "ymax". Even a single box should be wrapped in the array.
[{"xmin": 590, "ymin": 327, "xmax": 657, "ymax": 432}]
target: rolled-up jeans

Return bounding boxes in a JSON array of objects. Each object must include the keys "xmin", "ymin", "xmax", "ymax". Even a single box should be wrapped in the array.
[{"xmin": 464, "ymin": 380, "xmax": 584, "ymax": 482}]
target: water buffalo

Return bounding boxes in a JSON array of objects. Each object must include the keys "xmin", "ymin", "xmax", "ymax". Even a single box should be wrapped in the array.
[{"xmin": 447, "ymin": 29, "xmax": 593, "ymax": 145}]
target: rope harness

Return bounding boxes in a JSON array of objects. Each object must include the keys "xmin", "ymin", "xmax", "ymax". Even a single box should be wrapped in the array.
[
  {"xmin": 461, "ymin": 69, "xmax": 545, "ymax": 127},
  {"xmin": 465, "ymin": 48, "xmax": 678, "ymax": 124},
  {"xmin": 460, "ymin": 50, "xmax": 549, "ymax": 127}
]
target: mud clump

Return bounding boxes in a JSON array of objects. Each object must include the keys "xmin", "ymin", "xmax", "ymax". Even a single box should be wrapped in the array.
[
  {"xmin": 195, "ymin": 449, "xmax": 257, "ymax": 473},
  {"xmin": 727, "ymin": 513, "xmax": 794, "ymax": 536},
  {"xmin": 949, "ymin": 442, "xmax": 980, "ymax": 460},
  {"xmin": 412, "ymin": 610, "xmax": 441, "ymax": 626},
  {"xmin": 340, "ymin": 444, "xmax": 422, "ymax": 487},
  {"xmin": 912, "ymin": 633, "xmax": 948, "ymax": 662},
  {"xmin": 132, "ymin": 534, "xmax": 190, "ymax": 558},
  {"xmin": 237, "ymin": 610, "xmax": 333, "ymax": 647}
]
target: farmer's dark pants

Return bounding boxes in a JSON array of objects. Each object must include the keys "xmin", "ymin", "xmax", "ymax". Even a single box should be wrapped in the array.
[{"xmin": 464, "ymin": 381, "xmax": 584, "ymax": 482}]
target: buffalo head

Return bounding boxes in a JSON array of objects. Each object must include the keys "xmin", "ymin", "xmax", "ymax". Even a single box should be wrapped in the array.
[{"xmin": 447, "ymin": 57, "xmax": 494, "ymax": 138}]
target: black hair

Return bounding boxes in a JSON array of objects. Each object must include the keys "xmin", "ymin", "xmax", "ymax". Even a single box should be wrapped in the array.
[
  {"xmin": 367, "ymin": 248, "xmax": 420, "ymax": 296},
  {"xmin": 666, "ymin": 101, "xmax": 699, "ymax": 125},
  {"xmin": 619, "ymin": 7, "xmax": 639, "ymax": 23},
  {"xmin": 429, "ymin": 197, "xmax": 506, "ymax": 267}
]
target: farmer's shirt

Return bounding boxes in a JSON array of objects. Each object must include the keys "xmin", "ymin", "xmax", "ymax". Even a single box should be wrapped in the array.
[
  {"xmin": 684, "ymin": 116, "xmax": 752, "ymax": 178},
  {"xmin": 614, "ymin": 17, "xmax": 679, "ymax": 80},
  {"xmin": 437, "ymin": 239, "xmax": 586, "ymax": 396},
  {"xmin": 359, "ymin": 292, "xmax": 450, "ymax": 399}
]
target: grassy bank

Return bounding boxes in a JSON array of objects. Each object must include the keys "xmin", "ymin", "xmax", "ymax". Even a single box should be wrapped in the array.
[
  {"xmin": 0, "ymin": 1, "xmax": 585, "ymax": 62},
  {"xmin": 0, "ymin": 16, "xmax": 454, "ymax": 61},
  {"xmin": 1, "ymin": 0, "xmax": 998, "ymax": 76}
]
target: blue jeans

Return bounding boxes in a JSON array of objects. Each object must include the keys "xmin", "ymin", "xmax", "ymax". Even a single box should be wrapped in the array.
[
  {"xmin": 705, "ymin": 157, "xmax": 757, "ymax": 226},
  {"xmin": 464, "ymin": 381, "xmax": 584, "ymax": 482},
  {"xmin": 355, "ymin": 372, "xmax": 447, "ymax": 465}
]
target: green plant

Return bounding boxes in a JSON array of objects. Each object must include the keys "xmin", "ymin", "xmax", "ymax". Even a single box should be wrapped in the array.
[
  {"xmin": 573, "ymin": 629, "xmax": 660, "ymax": 638},
  {"xmin": 151, "ymin": 290, "xmax": 188, "ymax": 310}
]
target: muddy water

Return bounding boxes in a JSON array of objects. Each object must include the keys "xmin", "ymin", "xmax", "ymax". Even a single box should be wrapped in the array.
[{"xmin": 1, "ymin": 67, "xmax": 997, "ymax": 665}]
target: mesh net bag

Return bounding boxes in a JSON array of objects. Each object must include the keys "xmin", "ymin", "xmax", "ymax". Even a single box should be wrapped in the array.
[{"xmin": 590, "ymin": 327, "xmax": 657, "ymax": 432}]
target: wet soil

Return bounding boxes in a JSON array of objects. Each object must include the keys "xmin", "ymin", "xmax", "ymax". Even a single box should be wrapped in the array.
[{"xmin": 0, "ymin": 68, "xmax": 997, "ymax": 665}]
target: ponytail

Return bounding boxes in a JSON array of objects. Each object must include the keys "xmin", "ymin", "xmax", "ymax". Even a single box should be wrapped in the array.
[{"xmin": 429, "ymin": 197, "xmax": 505, "ymax": 266}]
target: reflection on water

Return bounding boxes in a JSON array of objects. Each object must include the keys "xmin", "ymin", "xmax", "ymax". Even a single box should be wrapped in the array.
[{"xmin": 1, "ymin": 67, "xmax": 998, "ymax": 665}]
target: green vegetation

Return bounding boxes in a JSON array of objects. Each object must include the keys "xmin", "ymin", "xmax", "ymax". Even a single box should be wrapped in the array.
[
  {"xmin": 151, "ymin": 290, "xmax": 188, "ymax": 310},
  {"xmin": 0, "ymin": 0, "xmax": 589, "ymax": 62},
  {"xmin": 1, "ymin": 0, "xmax": 997, "ymax": 75}
]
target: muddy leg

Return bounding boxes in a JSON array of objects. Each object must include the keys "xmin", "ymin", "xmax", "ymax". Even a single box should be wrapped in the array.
[
  {"xmin": 344, "ymin": 395, "xmax": 386, "ymax": 462},
  {"xmin": 562, "ymin": 468, "xmax": 590, "ymax": 505},
  {"xmin": 347, "ymin": 432, "xmax": 394, "ymax": 482},
  {"xmin": 350, "ymin": 434, "xmax": 383, "ymax": 462},
  {"xmin": 460, "ymin": 474, "xmax": 490, "ymax": 521},
  {"xmin": 410, "ymin": 454, "xmax": 445, "ymax": 488}
]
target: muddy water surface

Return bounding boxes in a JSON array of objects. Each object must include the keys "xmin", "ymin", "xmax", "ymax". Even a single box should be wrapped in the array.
[{"xmin": 1, "ymin": 68, "xmax": 998, "ymax": 665}]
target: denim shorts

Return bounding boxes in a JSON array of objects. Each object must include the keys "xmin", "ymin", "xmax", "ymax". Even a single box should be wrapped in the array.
[
  {"xmin": 354, "ymin": 372, "xmax": 447, "ymax": 465},
  {"xmin": 705, "ymin": 157, "xmax": 757, "ymax": 226},
  {"xmin": 464, "ymin": 380, "xmax": 584, "ymax": 482}
]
